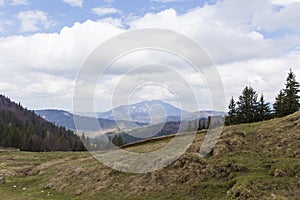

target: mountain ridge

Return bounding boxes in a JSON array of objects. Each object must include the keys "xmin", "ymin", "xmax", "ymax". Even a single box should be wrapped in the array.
[
  {"xmin": 96, "ymin": 99, "xmax": 190, "ymax": 123},
  {"xmin": 36, "ymin": 100, "xmax": 226, "ymax": 132},
  {"xmin": 34, "ymin": 109, "xmax": 145, "ymax": 132}
]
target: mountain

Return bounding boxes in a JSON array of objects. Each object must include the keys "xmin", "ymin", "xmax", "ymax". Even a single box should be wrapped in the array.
[
  {"xmin": 97, "ymin": 100, "xmax": 190, "ymax": 123},
  {"xmin": 0, "ymin": 95, "xmax": 85, "ymax": 151},
  {"xmin": 35, "ymin": 109, "xmax": 145, "ymax": 131},
  {"xmin": 35, "ymin": 101, "xmax": 226, "ymax": 133}
]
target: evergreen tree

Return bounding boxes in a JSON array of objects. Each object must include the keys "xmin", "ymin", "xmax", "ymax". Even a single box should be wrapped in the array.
[
  {"xmin": 111, "ymin": 134, "xmax": 123, "ymax": 147},
  {"xmin": 236, "ymin": 86, "xmax": 259, "ymax": 123},
  {"xmin": 283, "ymin": 69, "xmax": 300, "ymax": 115},
  {"xmin": 257, "ymin": 94, "xmax": 271, "ymax": 121},
  {"xmin": 274, "ymin": 69, "xmax": 300, "ymax": 117},
  {"xmin": 227, "ymin": 96, "xmax": 237, "ymax": 125},
  {"xmin": 274, "ymin": 90, "xmax": 286, "ymax": 117}
]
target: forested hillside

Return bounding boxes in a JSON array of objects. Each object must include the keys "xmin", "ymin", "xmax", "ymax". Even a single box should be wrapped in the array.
[{"xmin": 0, "ymin": 95, "xmax": 85, "ymax": 151}]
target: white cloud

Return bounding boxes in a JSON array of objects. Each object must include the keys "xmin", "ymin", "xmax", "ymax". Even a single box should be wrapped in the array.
[
  {"xmin": 16, "ymin": 10, "xmax": 54, "ymax": 32},
  {"xmin": 91, "ymin": 7, "xmax": 121, "ymax": 16},
  {"xmin": 1, "ymin": 0, "xmax": 300, "ymax": 111},
  {"xmin": 10, "ymin": 0, "xmax": 28, "ymax": 6},
  {"xmin": 271, "ymin": 0, "xmax": 300, "ymax": 5},
  {"xmin": 97, "ymin": 17, "xmax": 124, "ymax": 28},
  {"xmin": 62, "ymin": 0, "xmax": 83, "ymax": 7},
  {"xmin": 0, "ymin": 0, "xmax": 4, "ymax": 6},
  {"xmin": 0, "ymin": 20, "xmax": 124, "ymax": 109},
  {"xmin": 219, "ymin": 53, "xmax": 300, "ymax": 104},
  {"xmin": 0, "ymin": 20, "xmax": 123, "ymax": 73},
  {"xmin": 104, "ymin": 0, "xmax": 114, "ymax": 3}
]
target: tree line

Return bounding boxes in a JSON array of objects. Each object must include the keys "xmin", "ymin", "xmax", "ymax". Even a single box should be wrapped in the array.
[
  {"xmin": 226, "ymin": 69, "xmax": 300, "ymax": 125},
  {"xmin": 79, "ymin": 132, "xmax": 124, "ymax": 151}
]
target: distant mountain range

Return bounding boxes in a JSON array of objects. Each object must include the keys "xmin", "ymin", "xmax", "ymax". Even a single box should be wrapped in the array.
[
  {"xmin": 35, "ymin": 100, "xmax": 226, "ymax": 132},
  {"xmin": 96, "ymin": 100, "xmax": 189, "ymax": 123},
  {"xmin": 34, "ymin": 109, "xmax": 145, "ymax": 131}
]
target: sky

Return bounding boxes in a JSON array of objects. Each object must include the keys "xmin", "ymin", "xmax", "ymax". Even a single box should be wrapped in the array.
[{"xmin": 0, "ymin": 0, "xmax": 300, "ymax": 112}]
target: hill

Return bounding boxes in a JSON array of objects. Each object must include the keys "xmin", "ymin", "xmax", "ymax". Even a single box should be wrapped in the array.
[
  {"xmin": 0, "ymin": 112, "xmax": 299, "ymax": 199},
  {"xmin": 0, "ymin": 95, "xmax": 84, "ymax": 151}
]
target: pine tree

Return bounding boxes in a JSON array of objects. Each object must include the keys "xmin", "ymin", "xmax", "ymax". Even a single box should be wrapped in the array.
[
  {"xmin": 283, "ymin": 69, "xmax": 300, "ymax": 115},
  {"xmin": 236, "ymin": 86, "xmax": 259, "ymax": 123},
  {"xmin": 274, "ymin": 90, "xmax": 286, "ymax": 117},
  {"xmin": 257, "ymin": 94, "xmax": 271, "ymax": 121},
  {"xmin": 227, "ymin": 96, "xmax": 237, "ymax": 125},
  {"xmin": 274, "ymin": 69, "xmax": 300, "ymax": 117}
]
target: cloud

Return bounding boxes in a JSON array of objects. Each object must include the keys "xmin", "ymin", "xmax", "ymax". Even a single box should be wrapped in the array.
[
  {"xmin": 0, "ymin": 20, "xmax": 123, "ymax": 73},
  {"xmin": 62, "ymin": 0, "xmax": 83, "ymax": 7},
  {"xmin": 104, "ymin": 0, "xmax": 114, "ymax": 3},
  {"xmin": 0, "ymin": 12, "xmax": 13, "ymax": 32},
  {"xmin": 10, "ymin": 0, "xmax": 28, "ymax": 6},
  {"xmin": 0, "ymin": 0, "xmax": 4, "ymax": 6},
  {"xmin": 271, "ymin": 0, "xmax": 300, "ymax": 5},
  {"xmin": 97, "ymin": 17, "xmax": 124, "ymax": 28},
  {"xmin": 0, "ymin": 20, "xmax": 124, "ymax": 109},
  {"xmin": 91, "ymin": 7, "xmax": 121, "ymax": 16},
  {"xmin": 1, "ymin": 0, "xmax": 300, "ymax": 111},
  {"xmin": 129, "ymin": 1, "xmax": 300, "ymax": 63},
  {"xmin": 219, "ymin": 53, "xmax": 300, "ymax": 104},
  {"xmin": 16, "ymin": 10, "xmax": 54, "ymax": 32}
]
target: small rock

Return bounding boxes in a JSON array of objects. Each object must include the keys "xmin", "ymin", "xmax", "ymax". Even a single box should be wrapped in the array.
[
  {"xmin": 13, "ymin": 185, "xmax": 17, "ymax": 188},
  {"xmin": 274, "ymin": 169, "xmax": 285, "ymax": 177},
  {"xmin": 22, "ymin": 188, "xmax": 26, "ymax": 190},
  {"xmin": 75, "ymin": 189, "xmax": 82, "ymax": 195},
  {"xmin": 44, "ymin": 183, "xmax": 54, "ymax": 189}
]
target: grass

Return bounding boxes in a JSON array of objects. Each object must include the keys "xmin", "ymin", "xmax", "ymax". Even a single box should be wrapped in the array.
[{"xmin": 0, "ymin": 112, "xmax": 300, "ymax": 199}]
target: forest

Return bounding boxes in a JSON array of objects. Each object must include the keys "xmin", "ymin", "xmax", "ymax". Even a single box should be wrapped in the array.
[{"xmin": 0, "ymin": 95, "xmax": 85, "ymax": 151}]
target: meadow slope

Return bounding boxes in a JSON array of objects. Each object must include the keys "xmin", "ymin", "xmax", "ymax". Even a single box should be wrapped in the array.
[{"xmin": 0, "ymin": 112, "xmax": 300, "ymax": 200}]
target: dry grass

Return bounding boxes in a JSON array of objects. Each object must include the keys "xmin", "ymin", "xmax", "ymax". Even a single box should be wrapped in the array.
[{"xmin": 0, "ymin": 112, "xmax": 300, "ymax": 199}]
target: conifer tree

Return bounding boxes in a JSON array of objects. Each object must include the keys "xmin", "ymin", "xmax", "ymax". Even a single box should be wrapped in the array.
[
  {"xmin": 236, "ymin": 86, "xmax": 258, "ymax": 123},
  {"xmin": 274, "ymin": 69, "xmax": 300, "ymax": 117},
  {"xmin": 257, "ymin": 94, "xmax": 271, "ymax": 121},
  {"xmin": 273, "ymin": 90, "xmax": 286, "ymax": 117},
  {"xmin": 283, "ymin": 69, "xmax": 300, "ymax": 115},
  {"xmin": 227, "ymin": 96, "xmax": 237, "ymax": 125}
]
